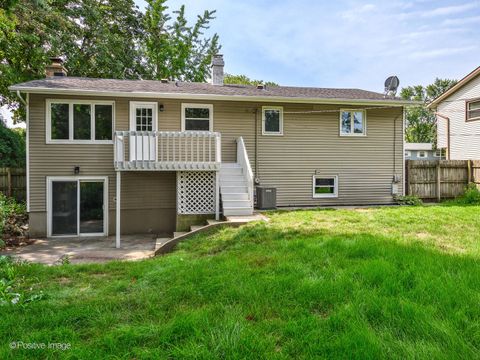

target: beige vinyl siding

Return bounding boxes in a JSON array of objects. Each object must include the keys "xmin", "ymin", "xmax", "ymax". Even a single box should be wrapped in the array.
[
  {"xmin": 256, "ymin": 105, "xmax": 403, "ymax": 206},
  {"xmin": 437, "ymin": 74, "xmax": 480, "ymax": 160},
  {"xmin": 29, "ymin": 93, "xmax": 403, "ymax": 232},
  {"xmin": 28, "ymin": 94, "xmax": 177, "ymax": 235}
]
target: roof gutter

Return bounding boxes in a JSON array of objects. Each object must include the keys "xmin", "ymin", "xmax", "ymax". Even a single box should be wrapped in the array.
[{"xmin": 8, "ymin": 86, "xmax": 419, "ymax": 107}]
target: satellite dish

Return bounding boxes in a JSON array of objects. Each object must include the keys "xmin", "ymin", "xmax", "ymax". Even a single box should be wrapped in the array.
[{"xmin": 384, "ymin": 76, "xmax": 400, "ymax": 97}]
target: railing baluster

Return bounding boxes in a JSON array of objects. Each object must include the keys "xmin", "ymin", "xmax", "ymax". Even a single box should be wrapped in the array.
[
  {"xmin": 173, "ymin": 134, "xmax": 176, "ymax": 163},
  {"xmin": 114, "ymin": 131, "xmax": 221, "ymax": 171}
]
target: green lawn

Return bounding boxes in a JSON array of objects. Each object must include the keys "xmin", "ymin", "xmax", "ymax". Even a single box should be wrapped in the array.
[{"xmin": 2, "ymin": 205, "xmax": 480, "ymax": 359}]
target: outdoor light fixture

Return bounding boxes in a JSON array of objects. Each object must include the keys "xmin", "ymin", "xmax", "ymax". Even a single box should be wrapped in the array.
[
  {"xmin": 74, "ymin": 166, "xmax": 80, "ymax": 174},
  {"xmin": 159, "ymin": 104, "xmax": 164, "ymax": 112}
]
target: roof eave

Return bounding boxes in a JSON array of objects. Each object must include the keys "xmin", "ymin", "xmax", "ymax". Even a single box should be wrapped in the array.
[
  {"xmin": 9, "ymin": 86, "xmax": 418, "ymax": 106},
  {"xmin": 427, "ymin": 66, "xmax": 480, "ymax": 109}
]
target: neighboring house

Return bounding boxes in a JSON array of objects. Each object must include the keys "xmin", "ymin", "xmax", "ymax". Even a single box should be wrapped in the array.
[
  {"xmin": 428, "ymin": 66, "xmax": 480, "ymax": 160},
  {"xmin": 9, "ymin": 56, "xmax": 414, "ymax": 246},
  {"xmin": 404, "ymin": 143, "xmax": 444, "ymax": 160}
]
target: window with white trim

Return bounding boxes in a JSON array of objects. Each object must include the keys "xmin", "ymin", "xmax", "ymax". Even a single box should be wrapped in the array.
[
  {"xmin": 434, "ymin": 149, "xmax": 442, "ymax": 157},
  {"xmin": 466, "ymin": 99, "xmax": 480, "ymax": 122},
  {"xmin": 262, "ymin": 106, "xmax": 283, "ymax": 135},
  {"xmin": 47, "ymin": 100, "xmax": 114, "ymax": 143},
  {"xmin": 313, "ymin": 175, "xmax": 338, "ymax": 198},
  {"xmin": 405, "ymin": 150, "xmax": 411, "ymax": 158},
  {"xmin": 182, "ymin": 104, "xmax": 213, "ymax": 131},
  {"xmin": 418, "ymin": 151, "xmax": 427, "ymax": 158},
  {"xmin": 340, "ymin": 110, "xmax": 366, "ymax": 136}
]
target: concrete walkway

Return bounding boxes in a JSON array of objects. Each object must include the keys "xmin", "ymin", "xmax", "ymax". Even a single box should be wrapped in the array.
[{"xmin": 0, "ymin": 235, "xmax": 157, "ymax": 265}]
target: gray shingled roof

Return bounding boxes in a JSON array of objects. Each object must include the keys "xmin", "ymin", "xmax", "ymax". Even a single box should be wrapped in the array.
[{"xmin": 10, "ymin": 76, "xmax": 409, "ymax": 103}]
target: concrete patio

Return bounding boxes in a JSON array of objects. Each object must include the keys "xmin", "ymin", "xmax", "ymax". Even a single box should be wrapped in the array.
[{"xmin": 0, "ymin": 234, "xmax": 158, "ymax": 265}]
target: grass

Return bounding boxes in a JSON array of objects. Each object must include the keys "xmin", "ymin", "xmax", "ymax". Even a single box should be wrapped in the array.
[{"xmin": 2, "ymin": 205, "xmax": 480, "ymax": 359}]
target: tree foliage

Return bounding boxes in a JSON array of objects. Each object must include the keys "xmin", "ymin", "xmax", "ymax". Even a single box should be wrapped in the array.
[
  {"xmin": 0, "ymin": 123, "xmax": 25, "ymax": 167},
  {"xmin": 224, "ymin": 73, "xmax": 278, "ymax": 87},
  {"xmin": 400, "ymin": 78, "xmax": 457, "ymax": 144},
  {"xmin": 0, "ymin": 0, "xmax": 220, "ymax": 122},
  {"xmin": 143, "ymin": 0, "xmax": 220, "ymax": 81}
]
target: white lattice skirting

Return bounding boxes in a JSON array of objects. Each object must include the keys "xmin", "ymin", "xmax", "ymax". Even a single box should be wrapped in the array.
[{"xmin": 177, "ymin": 171, "xmax": 216, "ymax": 214}]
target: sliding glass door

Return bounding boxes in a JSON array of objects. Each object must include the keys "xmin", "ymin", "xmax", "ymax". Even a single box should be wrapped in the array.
[
  {"xmin": 80, "ymin": 181, "xmax": 104, "ymax": 234},
  {"xmin": 50, "ymin": 178, "xmax": 106, "ymax": 237},
  {"xmin": 52, "ymin": 181, "xmax": 78, "ymax": 236}
]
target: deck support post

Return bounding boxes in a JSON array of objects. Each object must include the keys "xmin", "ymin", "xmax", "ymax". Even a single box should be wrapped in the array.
[
  {"xmin": 116, "ymin": 171, "xmax": 121, "ymax": 248},
  {"xmin": 215, "ymin": 171, "xmax": 220, "ymax": 220}
]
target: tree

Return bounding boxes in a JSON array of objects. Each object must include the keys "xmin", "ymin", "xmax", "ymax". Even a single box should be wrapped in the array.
[
  {"xmin": 400, "ymin": 78, "xmax": 457, "ymax": 144},
  {"xmin": 0, "ymin": 0, "xmax": 221, "ymax": 122},
  {"xmin": 0, "ymin": 123, "xmax": 25, "ymax": 167},
  {"xmin": 224, "ymin": 73, "xmax": 278, "ymax": 86},
  {"xmin": 142, "ymin": 0, "xmax": 220, "ymax": 82}
]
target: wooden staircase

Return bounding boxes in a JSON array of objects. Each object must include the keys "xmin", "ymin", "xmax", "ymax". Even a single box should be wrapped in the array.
[{"xmin": 220, "ymin": 163, "xmax": 254, "ymax": 216}]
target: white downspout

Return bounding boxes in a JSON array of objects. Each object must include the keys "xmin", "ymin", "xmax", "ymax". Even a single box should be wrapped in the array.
[{"xmin": 17, "ymin": 91, "xmax": 29, "ymax": 211}]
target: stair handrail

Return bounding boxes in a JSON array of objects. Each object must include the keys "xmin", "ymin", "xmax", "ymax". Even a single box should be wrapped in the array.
[{"xmin": 236, "ymin": 137, "xmax": 254, "ymax": 209}]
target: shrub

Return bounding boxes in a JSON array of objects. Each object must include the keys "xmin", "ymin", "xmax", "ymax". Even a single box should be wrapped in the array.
[
  {"xmin": 451, "ymin": 184, "xmax": 480, "ymax": 205},
  {"xmin": 0, "ymin": 193, "xmax": 27, "ymax": 239},
  {"xmin": 394, "ymin": 195, "xmax": 423, "ymax": 206}
]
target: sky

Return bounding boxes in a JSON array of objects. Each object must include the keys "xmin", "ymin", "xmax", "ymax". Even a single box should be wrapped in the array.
[
  {"xmin": 4, "ymin": 0, "xmax": 480, "ymax": 127},
  {"xmin": 136, "ymin": 0, "xmax": 480, "ymax": 90}
]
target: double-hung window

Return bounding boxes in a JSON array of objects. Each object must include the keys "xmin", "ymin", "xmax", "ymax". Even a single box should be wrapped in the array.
[
  {"xmin": 262, "ymin": 106, "xmax": 283, "ymax": 135},
  {"xmin": 47, "ymin": 100, "xmax": 114, "ymax": 143},
  {"xmin": 313, "ymin": 175, "xmax": 338, "ymax": 198},
  {"xmin": 340, "ymin": 110, "xmax": 366, "ymax": 136},
  {"xmin": 466, "ymin": 99, "xmax": 480, "ymax": 122},
  {"xmin": 182, "ymin": 104, "xmax": 213, "ymax": 131}
]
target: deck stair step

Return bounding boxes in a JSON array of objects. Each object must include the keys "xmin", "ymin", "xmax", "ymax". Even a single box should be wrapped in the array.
[
  {"xmin": 222, "ymin": 193, "xmax": 249, "ymax": 200},
  {"xmin": 223, "ymin": 207, "xmax": 254, "ymax": 216}
]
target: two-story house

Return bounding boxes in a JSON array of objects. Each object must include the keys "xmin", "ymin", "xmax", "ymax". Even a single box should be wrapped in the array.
[
  {"xmin": 429, "ymin": 66, "xmax": 480, "ymax": 160},
  {"xmin": 10, "ymin": 56, "xmax": 414, "ymax": 247}
]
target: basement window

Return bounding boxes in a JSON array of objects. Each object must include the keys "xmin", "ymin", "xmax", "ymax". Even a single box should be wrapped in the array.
[
  {"xmin": 340, "ymin": 110, "xmax": 366, "ymax": 136},
  {"xmin": 262, "ymin": 106, "xmax": 283, "ymax": 135},
  {"xmin": 47, "ymin": 100, "xmax": 114, "ymax": 143},
  {"xmin": 313, "ymin": 175, "xmax": 338, "ymax": 198},
  {"xmin": 466, "ymin": 99, "xmax": 480, "ymax": 122}
]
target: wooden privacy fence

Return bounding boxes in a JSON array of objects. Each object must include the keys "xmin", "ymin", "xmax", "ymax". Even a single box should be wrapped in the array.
[
  {"xmin": 406, "ymin": 160, "xmax": 480, "ymax": 201},
  {"xmin": 0, "ymin": 167, "xmax": 26, "ymax": 202}
]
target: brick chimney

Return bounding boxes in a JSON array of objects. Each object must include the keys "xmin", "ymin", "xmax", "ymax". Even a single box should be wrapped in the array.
[
  {"xmin": 211, "ymin": 54, "xmax": 224, "ymax": 85},
  {"xmin": 45, "ymin": 57, "xmax": 67, "ymax": 77}
]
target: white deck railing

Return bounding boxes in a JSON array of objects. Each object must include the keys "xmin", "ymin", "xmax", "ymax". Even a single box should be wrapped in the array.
[
  {"xmin": 236, "ymin": 136, "xmax": 254, "ymax": 209},
  {"xmin": 114, "ymin": 131, "xmax": 221, "ymax": 171}
]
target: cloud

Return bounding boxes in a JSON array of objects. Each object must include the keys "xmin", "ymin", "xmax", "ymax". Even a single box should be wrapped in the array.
[
  {"xmin": 423, "ymin": 2, "xmax": 478, "ymax": 17},
  {"xmin": 409, "ymin": 46, "xmax": 478, "ymax": 59},
  {"xmin": 442, "ymin": 15, "xmax": 480, "ymax": 26},
  {"xmin": 341, "ymin": 3, "xmax": 377, "ymax": 21}
]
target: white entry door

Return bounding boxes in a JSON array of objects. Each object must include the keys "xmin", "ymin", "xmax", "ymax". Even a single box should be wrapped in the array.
[{"xmin": 129, "ymin": 102, "xmax": 157, "ymax": 161}]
